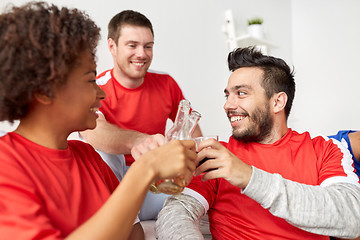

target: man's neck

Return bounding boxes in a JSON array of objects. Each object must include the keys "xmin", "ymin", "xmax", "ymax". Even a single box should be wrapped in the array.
[
  {"xmin": 112, "ymin": 68, "xmax": 144, "ymax": 89},
  {"xmin": 258, "ymin": 124, "xmax": 289, "ymax": 144},
  {"xmin": 259, "ymin": 114, "xmax": 289, "ymax": 144}
]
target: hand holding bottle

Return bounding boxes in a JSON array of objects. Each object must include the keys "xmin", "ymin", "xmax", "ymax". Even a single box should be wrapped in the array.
[
  {"xmin": 139, "ymin": 139, "xmax": 197, "ymax": 185},
  {"xmin": 150, "ymin": 99, "xmax": 201, "ymax": 194}
]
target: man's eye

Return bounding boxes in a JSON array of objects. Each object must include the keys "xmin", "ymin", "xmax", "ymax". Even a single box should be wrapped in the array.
[{"xmin": 237, "ymin": 91, "xmax": 245, "ymax": 96}]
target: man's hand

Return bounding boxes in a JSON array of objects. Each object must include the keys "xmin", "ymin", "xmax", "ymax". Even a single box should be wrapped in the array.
[
  {"xmin": 131, "ymin": 134, "xmax": 165, "ymax": 160},
  {"xmin": 194, "ymin": 139, "xmax": 252, "ymax": 189}
]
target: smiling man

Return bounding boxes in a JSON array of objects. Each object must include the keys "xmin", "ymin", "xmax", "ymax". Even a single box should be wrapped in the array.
[
  {"xmin": 156, "ymin": 47, "xmax": 360, "ymax": 240},
  {"xmin": 80, "ymin": 10, "xmax": 202, "ymax": 221}
]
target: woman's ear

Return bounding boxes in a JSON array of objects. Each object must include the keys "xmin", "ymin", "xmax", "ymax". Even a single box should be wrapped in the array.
[
  {"xmin": 272, "ymin": 92, "xmax": 288, "ymax": 114},
  {"xmin": 33, "ymin": 93, "xmax": 53, "ymax": 105}
]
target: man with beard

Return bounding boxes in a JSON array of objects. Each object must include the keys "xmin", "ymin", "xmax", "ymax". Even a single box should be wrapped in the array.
[{"xmin": 156, "ymin": 47, "xmax": 360, "ymax": 240}]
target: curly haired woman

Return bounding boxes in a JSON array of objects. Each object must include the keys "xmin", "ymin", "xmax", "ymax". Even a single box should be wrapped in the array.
[{"xmin": 0, "ymin": 2, "xmax": 196, "ymax": 239}]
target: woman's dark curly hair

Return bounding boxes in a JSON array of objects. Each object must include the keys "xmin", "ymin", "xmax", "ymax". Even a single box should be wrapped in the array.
[
  {"xmin": 227, "ymin": 47, "xmax": 296, "ymax": 119},
  {"xmin": 0, "ymin": 1, "xmax": 100, "ymax": 122}
]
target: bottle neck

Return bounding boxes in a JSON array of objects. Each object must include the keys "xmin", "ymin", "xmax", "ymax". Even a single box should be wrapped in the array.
[
  {"xmin": 165, "ymin": 100, "xmax": 191, "ymax": 141},
  {"xmin": 187, "ymin": 110, "xmax": 201, "ymax": 135},
  {"xmin": 173, "ymin": 100, "xmax": 190, "ymax": 125},
  {"xmin": 165, "ymin": 100, "xmax": 201, "ymax": 141}
]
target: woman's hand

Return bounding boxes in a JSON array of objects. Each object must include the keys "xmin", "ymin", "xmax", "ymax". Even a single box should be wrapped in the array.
[{"xmin": 139, "ymin": 139, "xmax": 197, "ymax": 185}]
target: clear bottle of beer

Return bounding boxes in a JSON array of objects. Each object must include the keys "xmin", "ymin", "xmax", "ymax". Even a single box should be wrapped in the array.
[{"xmin": 149, "ymin": 99, "xmax": 201, "ymax": 194}]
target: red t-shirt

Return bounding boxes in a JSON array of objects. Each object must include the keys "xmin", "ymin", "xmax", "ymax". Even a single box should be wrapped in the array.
[
  {"xmin": 0, "ymin": 132, "xmax": 119, "ymax": 239},
  {"xmin": 186, "ymin": 129, "xmax": 358, "ymax": 240},
  {"xmin": 97, "ymin": 69, "xmax": 185, "ymax": 165}
]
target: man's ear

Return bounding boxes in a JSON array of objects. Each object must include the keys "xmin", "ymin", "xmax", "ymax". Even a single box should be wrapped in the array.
[
  {"xmin": 108, "ymin": 38, "xmax": 117, "ymax": 56},
  {"xmin": 272, "ymin": 92, "xmax": 287, "ymax": 114},
  {"xmin": 33, "ymin": 92, "xmax": 53, "ymax": 105}
]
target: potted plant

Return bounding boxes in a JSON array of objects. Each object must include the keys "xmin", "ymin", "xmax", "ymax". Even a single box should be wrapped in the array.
[{"xmin": 247, "ymin": 17, "xmax": 264, "ymax": 39}]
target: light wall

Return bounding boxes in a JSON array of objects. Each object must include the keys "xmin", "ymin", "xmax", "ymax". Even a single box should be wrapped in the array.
[
  {"xmin": 1, "ymin": 0, "xmax": 358, "ymax": 141},
  {"xmin": 291, "ymin": 0, "xmax": 360, "ymax": 137}
]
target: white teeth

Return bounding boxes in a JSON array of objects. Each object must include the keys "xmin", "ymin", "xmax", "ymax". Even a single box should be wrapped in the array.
[
  {"xmin": 230, "ymin": 116, "xmax": 245, "ymax": 122},
  {"xmin": 133, "ymin": 62, "xmax": 145, "ymax": 66},
  {"xmin": 90, "ymin": 108, "xmax": 99, "ymax": 113}
]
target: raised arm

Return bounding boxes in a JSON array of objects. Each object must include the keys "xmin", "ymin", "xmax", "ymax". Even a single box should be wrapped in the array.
[
  {"xmin": 66, "ymin": 140, "xmax": 197, "ymax": 240},
  {"xmin": 194, "ymin": 139, "xmax": 360, "ymax": 238},
  {"xmin": 81, "ymin": 114, "xmax": 164, "ymax": 156},
  {"xmin": 244, "ymin": 167, "xmax": 360, "ymax": 238}
]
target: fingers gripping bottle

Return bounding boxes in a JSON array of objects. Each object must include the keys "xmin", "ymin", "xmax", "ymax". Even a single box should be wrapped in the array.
[{"xmin": 149, "ymin": 99, "xmax": 201, "ymax": 194}]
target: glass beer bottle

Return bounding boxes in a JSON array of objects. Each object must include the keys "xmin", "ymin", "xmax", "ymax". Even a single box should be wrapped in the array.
[{"xmin": 149, "ymin": 99, "xmax": 201, "ymax": 194}]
